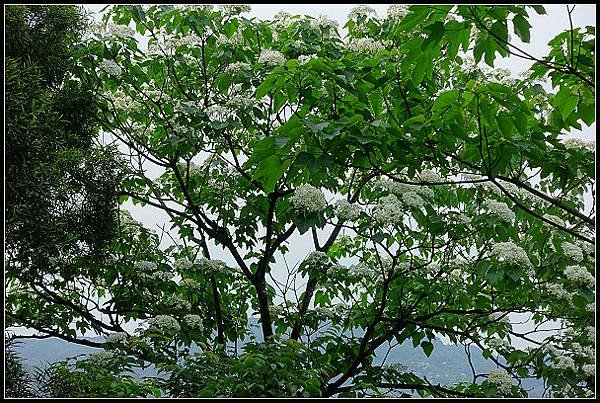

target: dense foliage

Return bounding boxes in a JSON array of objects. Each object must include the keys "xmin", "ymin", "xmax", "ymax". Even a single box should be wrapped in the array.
[
  {"xmin": 5, "ymin": 5, "xmax": 124, "ymax": 343},
  {"xmin": 6, "ymin": 4, "xmax": 595, "ymax": 398}
]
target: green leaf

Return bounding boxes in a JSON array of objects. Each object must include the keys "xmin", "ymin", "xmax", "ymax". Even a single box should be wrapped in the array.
[
  {"xmin": 512, "ymin": 14, "xmax": 532, "ymax": 43},
  {"xmin": 497, "ymin": 111, "xmax": 514, "ymax": 138},
  {"xmin": 421, "ymin": 340, "xmax": 434, "ymax": 357}
]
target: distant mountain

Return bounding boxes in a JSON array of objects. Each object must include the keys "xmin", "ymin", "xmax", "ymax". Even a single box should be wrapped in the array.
[{"xmin": 11, "ymin": 333, "xmax": 544, "ymax": 397}]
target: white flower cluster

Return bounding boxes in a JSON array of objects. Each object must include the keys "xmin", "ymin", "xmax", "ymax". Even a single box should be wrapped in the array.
[
  {"xmin": 400, "ymin": 191, "xmax": 425, "ymax": 209},
  {"xmin": 92, "ymin": 22, "xmax": 135, "ymax": 38},
  {"xmin": 487, "ymin": 337, "xmax": 511, "ymax": 351},
  {"xmin": 348, "ymin": 5, "xmax": 378, "ymax": 20},
  {"xmin": 218, "ymin": 4, "xmax": 252, "ymax": 15},
  {"xmin": 377, "ymin": 178, "xmax": 433, "ymax": 200},
  {"xmin": 298, "ymin": 54, "xmax": 318, "ymax": 65},
  {"xmin": 543, "ymin": 214, "xmax": 565, "ymax": 227},
  {"xmin": 268, "ymin": 304, "xmax": 284, "ymax": 316},
  {"xmin": 553, "ymin": 355, "xmax": 576, "ymax": 371},
  {"xmin": 258, "ymin": 49, "xmax": 286, "ymax": 66},
  {"xmin": 183, "ymin": 314, "xmax": 203, "ymax": 330},
  {"xmin": 348, "ymin": 262, "xmax": 376, "ymax": 278},
  {"xmin": 175, "ymin": 33, "xmax": 203, "ymax": 48},
  {"xmin": 456, "ymin": 213, "xmax": 471, "ymax": 225},
  {"xmin": 227, "ymin": 95, "xmax": 255, "ymax": 109},
  {"xmin": 88, "ymin": 351, "xmax": 115, "ymax": 366},
  {"xmin": 303, "ymin": 251, "xmax": 330, "ymax": 270},
  {"xmin": 100, "ymin": 59, "xmax": 122, "ymax": 78},
  {"xmin": 417, "ymin": 169, "xmax": 442, "ymax": 183},
  {"xmin": 373, "ymin": 194, "xmax": 404, "ymax": 226},
  {"xmin": 386, "ymin": 5, "xmax": 410, "ymax": 20},
  {"xmin": 487, "ymin": 369, "xmax": 513, "ymax": 394},
  {"xmin": 561, "ymin": 242, "xmax": 584, "ymax": 262},
  {"xmin": 196, "ymin": 257, "xmax": 231, "ymax": 274},
  {"xmin": 564, "ymin": 138, "xmax": 595, "ymax": 152},
  {"xmin": 206, "ymin": 105, "xmax": 232, "ymax": 122},
  {"xmin": 347, "ymin": 38, "xmax": 386, "ymax": 55},
  {"xmin": 582, "ymin": 363, "xmax": 595, "ymax": 377},
  {"xmin": 490, "ymin": 242, "xmax": 532, "ymax": 268},
  {"xmin": 168, "ymin": 296, "xmax": 192, "ymax": 311},
  {"xmin": 483, "ymin": 199, "xmax": 515, "ymax": 222},
  {"xmin": 564, "ymin": 265, "xmax": 595, "ymax": 287},
  {"xmin": 106, "ymin": 332, "xmax": 128, "ymax": 344},
  {"xmin": 546, "ymin": 283, "xmax": 570, "ymax": 300},
  {"xmin": 106, "ymin": 89, "xmax": 140, "ymax": 111},
  {"xmin": 225, "ymin": 61, "xmax": 252, "ymax": 75},
  {"xmin": 333, "ymin": 199, "xmax": 361, "ymax": 221},
  {"xmin": 216, "ymin": 31, "xmax": 244, "ymax": 47},
  {"xmin": 148, "ymin": 315, "xmax": 181, "ymax": 332},
  {"xmin": 134, "ymin": 261, "xmax": 158, "ymax": 271},
  {"xmin": 313, "ymin": 307, "xmax": 335, "ymax": 319},
  {"xmin": 175, "ymin": 5, "xmax": 214, "ymax": 12},
  {"xmin": 290, "ymin": 184, "xmax": 326, "ymax": 213},
  {"xmin": 488, "ymin": 68, "xmax": 515, "ymax": 85},
  {"xmin": 174, "ymin": 257, "xmax": 193, "ymax": 272},
  {"xmin": 271, "ymin": 11, "xmax": 295, "ymax": 30},
  {"xmin": 179, "ymin": 278, "xmax": 201, "ymax": 290},
  {"xmin": 310, "ymin": 15, "xmax": 339, "ymax": 33}
]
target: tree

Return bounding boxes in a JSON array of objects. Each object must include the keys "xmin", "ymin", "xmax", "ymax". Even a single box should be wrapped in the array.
[
  {"xmin": 7, "ymin": 4, "xmax": 595, "ymax": 398},
  {"xmin": 6, "ymin": 5, "xmax": 123, "ymax": 345}
]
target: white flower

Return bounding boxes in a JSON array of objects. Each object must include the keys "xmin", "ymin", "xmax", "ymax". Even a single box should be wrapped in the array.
[
  {"xmin": 88, "ymin": 351, "xmax": 115, "ymax": 366},
  {"xmin": 347, "ymin": 38, "xmax": 386, "ymax": 55},
  {"xmin": 564, "ymin": 138, "xmax": 595, "ymax": 152},
  {"xmin": 399, "ymin": 191, "xmax": 424, "ymax": 209},
  {"xmin": 100, "ymin": 59, "xmax": 122, "ymax": 77},
  {"xmin": 196, "ymin": 257, "xmax": 230, "ymax": 274},
  {"xmin": 417, "ymin": 169, "xmax": 442, "ymax": 183},
  {"xmin": 134, "ymin": 261, "xmax": 158, "ymax": 271},
  {"xmin": 585, "ymin": 326, "xmax": 595, "ymax": 341},
  {"xmin": 290, "ymin": 184, "xmax": 326, "ymax": 213},
  {"xmin": 107, "ymin": 23, "xmax": 135, "ymax": 38},
  {"xmin": 183, "ymin": 314, "xmax": 203, "ymax": 330},
  {"xmin": 564, "ymin": 265, "xmax": 594, "ymax": 286},
  {"xmin": 313, "ymin": 307, "xmax": 335, "ymax": 319},
  {"xmin": 386, "ymin": 4, "xmax": 410, "ymax": 20},
  {"xmin": 587, "ymin": 302, "xmax": 595, "ymax": 312},
  {"xmin": 268, "ymin": 304, "xmax": 284, "ymax": 316},
  {"xmin": 333, "ymin": 199, "xmax": 361, "ymax": 221},
  {"xmin": 225, "ymin": 61, "xmax": 252, "ymax": 75},
  {"xmin": 348, "ymin": 262, "xmax": 375, "ymax": 278},
  {"xmin": 272, "ymin": 11, "xmax": 294, "ymax": 30},
  {"xmin": 561, "ymin": 242, "xmax": 584, "ymax": 262},
  {"xmin": 373, "ymin": 194, "xmax": 404, "ymax": 226},
  {"xmin": 457, "ymin": 213, "xmax": 471, "ymax": 225},
  {"xmin": 179, "ymin": 278, "xmax": 201, "ymax": 290},
  {"xmin": 303, "ymin": 251, "xmax": 330, "ymax": 270},
  {"xmin": 487, "ymin": 338, "xmax": 510, "ymax": 350},
  {"xmin": 206, "ymin": 105, "xmax": 232, "ymax": 122},
  {"xmin": 553, "ymin": 355, "xmax": 576, "ymax": 371},
  {"xmin": 216, "ymin": 31, "xmax": 244, "ymax": 47},
  {"xmin": 487, "ymin": 369, "xmax": 513, "ymax": 394},
  {"xmin": 227, "ymin": 95, "xmax": 255, "ymax": 109},
  {"xmin": 174, "ymin": 257, "xmax": 193, "ymax": 271},
  {"xmin": 543, "ymin": 214, "xmax": 565, "ymax": 227},
  {"xmin": 546, "ymin": 283, "xmax": 570, "ymax": 300},
  {"xmin": 490, "ymin": 241, "xmax": 532, "ymax": 267},
  {"xmin": 348, "ymin": 5, "xmax": 378, "ymax": 20},
  {"xmin": 582, "ymin": 363, "xmax": 595, "ymax": 377},
  {"xmin": 483, "ymin": 199, "xmax": 515, "ymax": 222},
  {"xmin": 258, "ymin": 49, "xmax": 286, "ymax": 66},
  {"xmin": 175, "ymin": 5, "xmax": 213, "ymax": 13},
  {"xmin": 218, "ymin": 4, "xmax": 251, "ymax": 15},
  {"xmin": 310, "ymin": 15, "xmax": 339, "ymax": 33},
  {"xmin": 169, "ymin": 296, "xmax": 192, "ymax": 311},
  {"xmin": 298, "ymin": 54, "xmax": 318, "ymax": 65},
  {"xmin": 106, "ymin": 332, "xmax": 128, "ymax": 344},
  {"xmin": 148, "ymin": 315, "xmax": 181, "ymax": 332}
]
